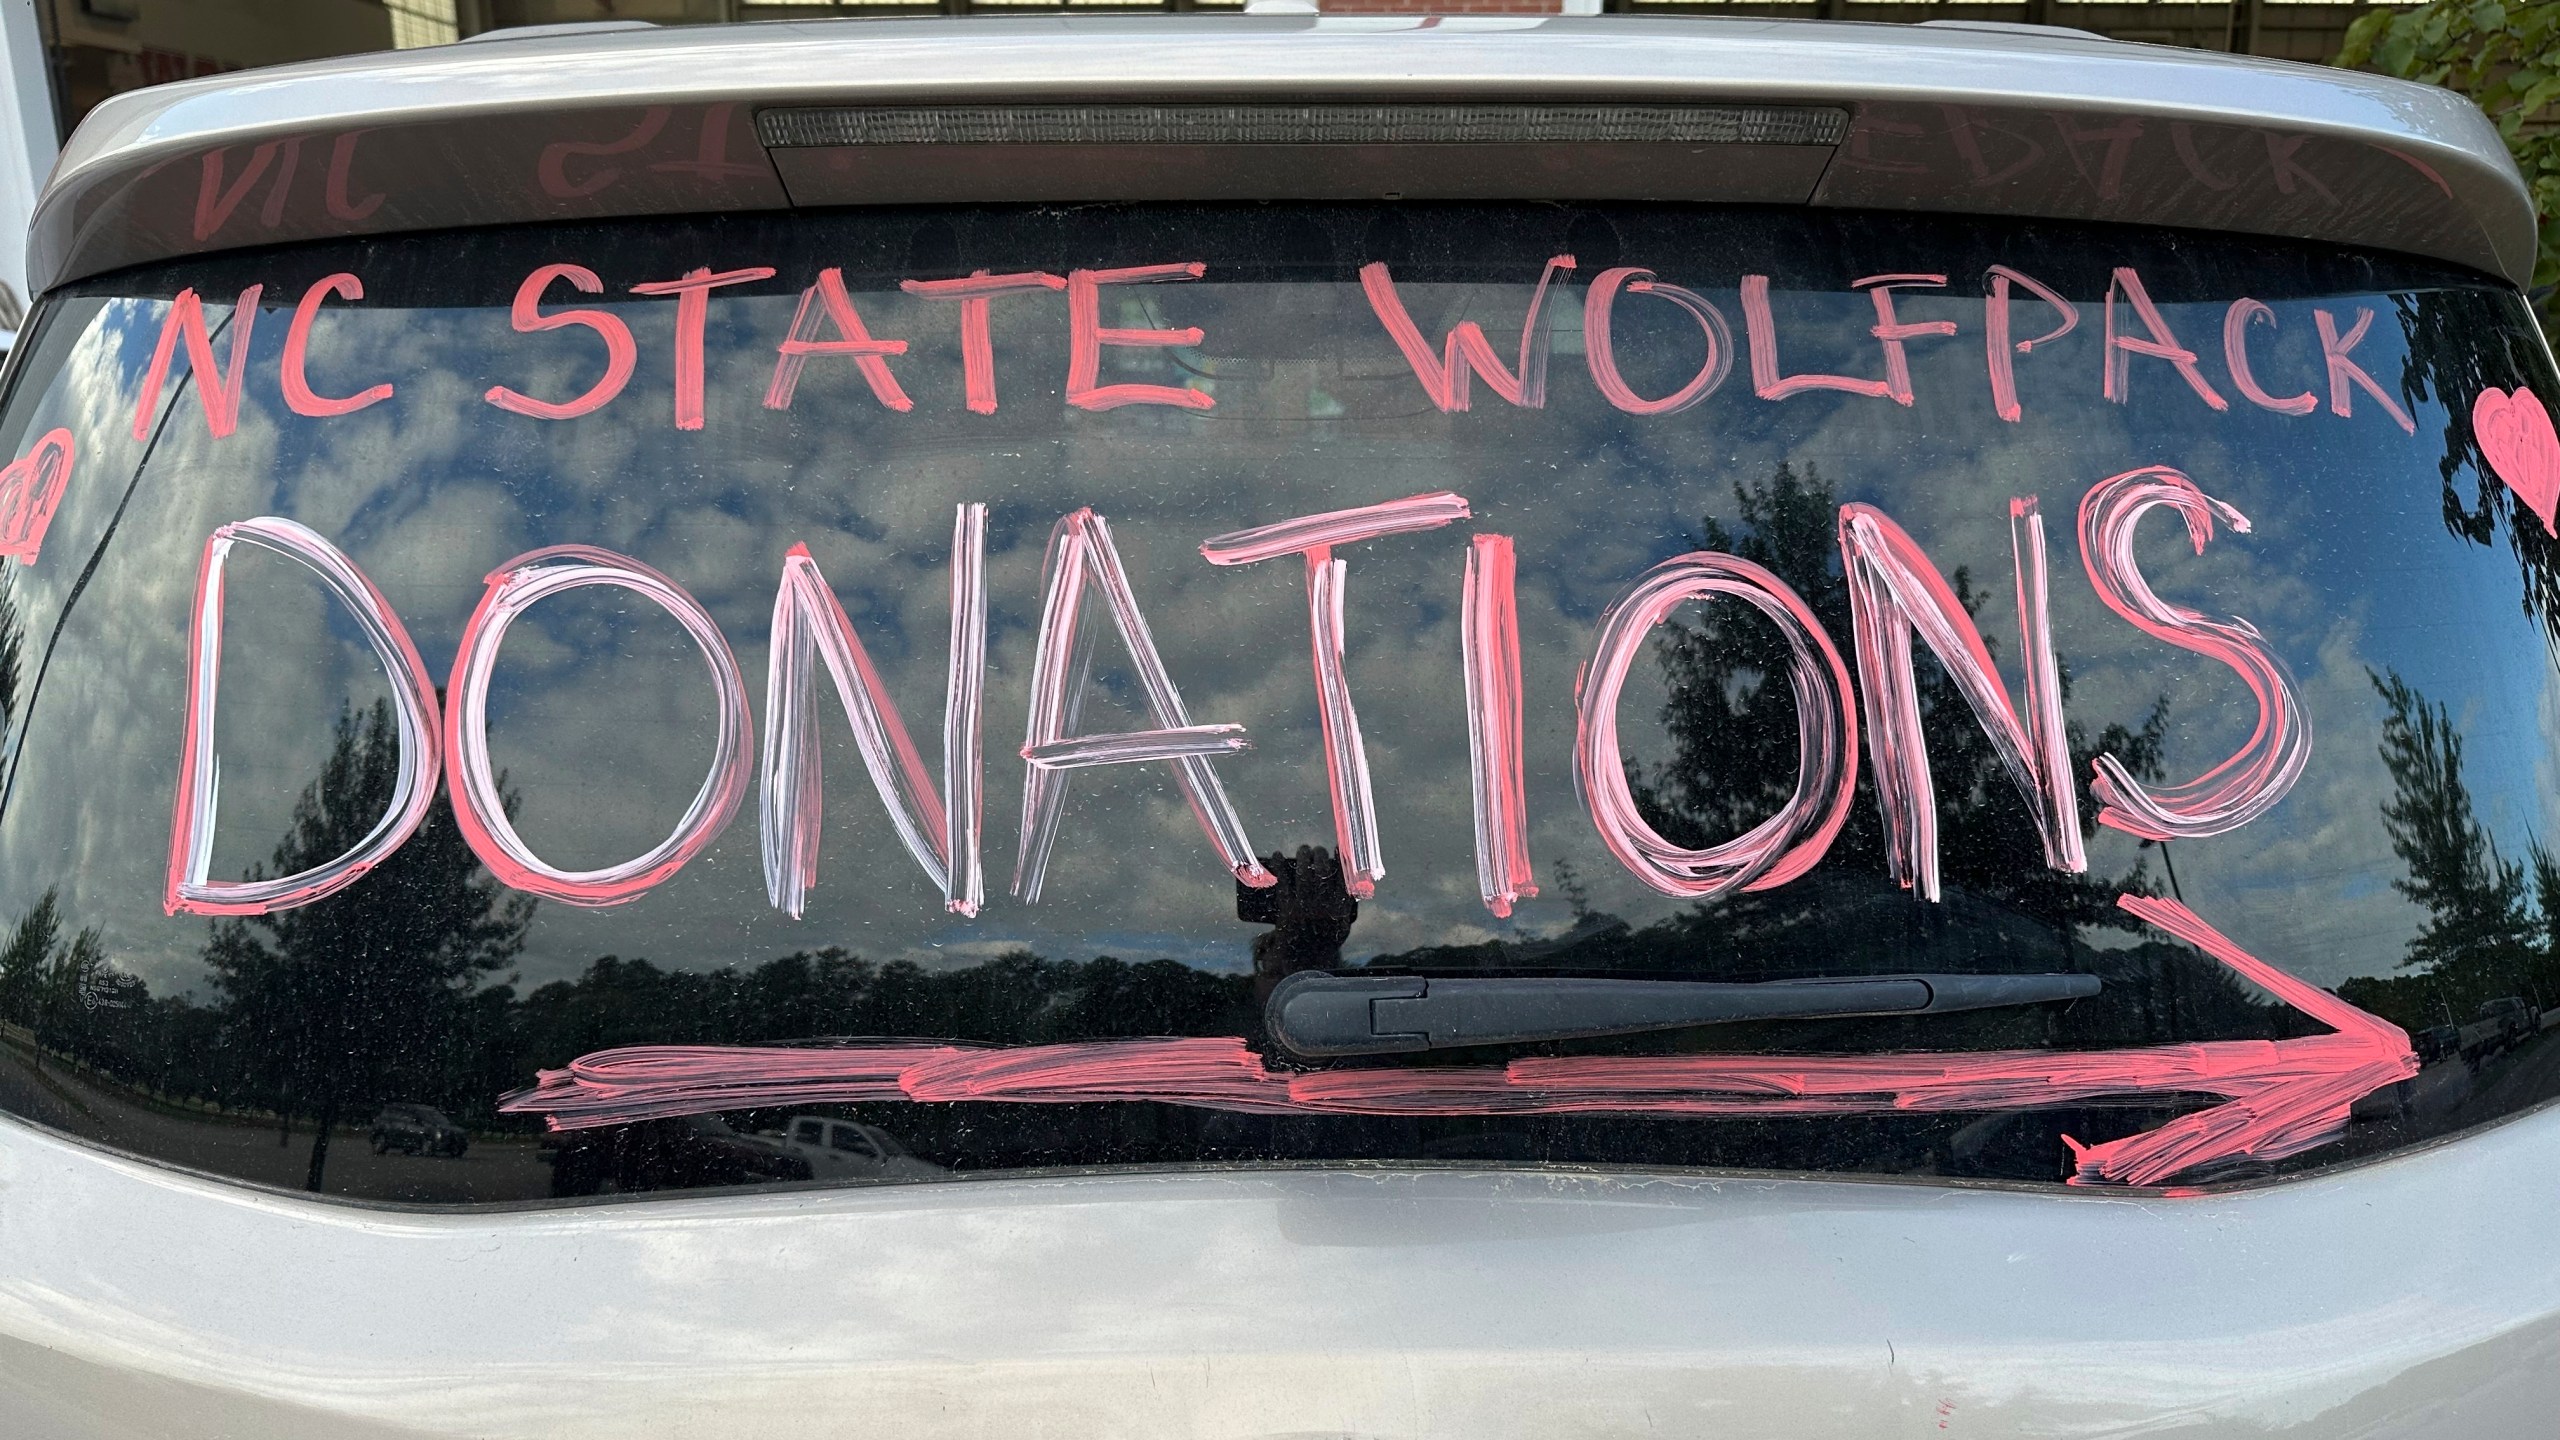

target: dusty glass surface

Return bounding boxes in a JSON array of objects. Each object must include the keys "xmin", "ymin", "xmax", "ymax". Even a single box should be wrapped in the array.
[{"xmin": 0, "ymin": 203, "xmax": 2553, "ymax": 1203}]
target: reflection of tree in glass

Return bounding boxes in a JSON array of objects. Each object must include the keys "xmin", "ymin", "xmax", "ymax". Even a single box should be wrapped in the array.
[
  {"xmin": 204, "ymin": 699, "xmax": 532, "ymax": 1191},
  {"xmin": 0, "ymin": 886, "xmax": 59, "ymax": 1029},
  {"xmin": 512, "ymin": 947, "xmax": 1257, "ymax": 1063},
  {"xmin": 2392, "ymin": 291, "xmax": 2560, "ymax": 644},
  {"xmin": 0, "ymin": 570, "xmax": 25, "ymax": 748},
  {"xmin": 0, "ymin": 886, "xmax": 119, "ymax": 1060},
  {"xmin": 2368, "ymin": 668, "xmax": 2547, "ymax": 1001},
  {"xmin": 1629, "ymin": 462, "xmax": 2169, "ymax": 942}
]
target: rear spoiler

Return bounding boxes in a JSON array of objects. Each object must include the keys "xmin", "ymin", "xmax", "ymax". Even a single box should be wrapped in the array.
[{"xmin": 27, "ymin": 14, "xmax": 2535, "ymax": 295}]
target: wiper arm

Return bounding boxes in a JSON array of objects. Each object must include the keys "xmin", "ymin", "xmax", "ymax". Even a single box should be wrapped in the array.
[{"xmin": 1267, "ymin": 971, "xmax": 2102, "ymax": 1057}]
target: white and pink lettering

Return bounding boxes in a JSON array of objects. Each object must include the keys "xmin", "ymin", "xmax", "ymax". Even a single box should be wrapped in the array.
[
  {"xmin": 1463, "ymin": 534, "xmax": 1537, "ymax": 917},
  {"xmin": 1743, "ymin": 275, "xmax": 1892, "ymax": 401},
  {"xmin": 165, "ymin": 517, "xmax": 442, "ymax": 916},
  {"xmin": 2103, "ymin": 267, "xmax": 2229, "ymax": 412},
  {"xmin": 1360, "ymin": 255, "xmax": 1575, "ymax": 412},
  {"xmin": 1015, "ymin": 509, "xmax": 1275, "ymax": 903},
  {"xmin": 2078, "ymin": 467, "xmax": 2311, "ymax": 840},
  {"xmin": 1856, "ymin": 273, "xmax": 1960, "ymax": 407},
  {"xmin": 1983, "ymin": 265, "xmax": 2077, "ymax": 423},
  {"xmin": 1576, "ymin": 551, "xmax": 1857, "ymax": 898},
  {"xmin": 446, "ymin": 546, "xmax": 752, "ymax": 905},
  {"xmin": 1200, "ymin": 491, "xmax": 1471, "ymax": 897},
  {"xmin": 1582, "ymin": 268, "xmax": 1733, "ymax": 416},
  {"xmin": 2222, "ymin": 299, "xmax": 2319, "ymax": 416},
  {"xmin": 1197, "ymin": 491, "xmax": 1470, "ymax": 567},
  {"xmin": 760, "ymin": 505, "xmax": 987, "ymax": 920},
  {"xmin": 1839, "ymin": 500, "xmax": 2085, "ymax": 902}
]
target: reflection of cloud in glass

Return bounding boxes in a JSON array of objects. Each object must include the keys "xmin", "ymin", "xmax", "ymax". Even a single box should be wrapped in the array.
[{"xmin": 0, "ymin": 218, "xmax": 2544, "ymax": 1022}]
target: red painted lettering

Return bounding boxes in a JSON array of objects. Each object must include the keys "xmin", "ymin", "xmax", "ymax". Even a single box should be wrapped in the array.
[
  {"xmin": 1065, "ymin": 262, "xmax": 1216, "ymax": 413},
  {"xmin": 1463, "ymin": 534, "xmax": 1536, "ymax": 918},
  {"xmin": 255, "ymin": 138, "xmax": 303, "ymax": 230},
  {"xmin": 133, "ymin": 285, "xmax": 262, "ymax": 441},
  {"xmin": 1360, "ymin": 255, "xmax": 1575, "ymax": 412},
  {"xmin": 764, "ymin": 267, "xmax": 912, "ymax": 413},
  {"xmin": 325, "ymin": 131, "xmax": 384, "ymax": 222},
  {"xmin": 2314, "ymin": 307, "xmax": 2416, "ymax": 434},
  {"xmin": 167, "ymin": 518, "xmax": 443, "ymax": 916},
  {"xmin": 2264, "ymin": 133, "xmax": 2337, "ymax": 206},
  {"xmin": 1942, "ymin": 106, "xmax": 2044, "ymax": 187},
  {"xmin": 537, "ymin": 108, "xmax": 671, "ymax": 201},
  {"xmin": 447, "ymin": 546, "xmax": 753, "ymax": 906},
  {"xmin": 2079, "ymin": 468, "xmax": 2310, "ymax": 838},
  {"xmin": 900, "ymin": 270, "xmax": 1067, "ymax": 415},
  {"xmin": 762, "ymin": 508, "xmax": 988, "ymax": 919},
  {"xmin": 1578, "ymin": 551, "xmax": 1857, "ymax": 898},
  {"xmin": 2168, "ymin": 122, "xmax": 2239, "ymax": 192},
  {"xmin": 192, "ymin": 143, "xmax": 283, "ymax": 242},
  {"xmin": 280, "ymin": 273, "xmax": 393, "ymax": 418},
  {"xmin": 1016, "ymin": 510, "xmax": 1273, "ymax": 902},
  {"xmin": 631, "ymin": 265, "xmax": 775, "ymax": 430},
  {"xmin": 2051, "ymin": 115, "xmax": 2143, "ymax": 202},
  {"xmin": 484, "ymin": 264, "xmax": 638, "ymax": 421}
]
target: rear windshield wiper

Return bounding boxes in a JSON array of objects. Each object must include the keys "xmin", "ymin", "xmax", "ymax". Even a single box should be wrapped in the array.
[{"xmin": 1267, "ymin": 971, "xmax": 2102, "ymax": 1057}]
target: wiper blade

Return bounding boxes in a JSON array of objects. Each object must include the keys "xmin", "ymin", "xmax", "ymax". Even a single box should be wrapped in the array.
[{"xmin": 1267, "ymin": 971, "xmax": 2102, "ymax": 1057}]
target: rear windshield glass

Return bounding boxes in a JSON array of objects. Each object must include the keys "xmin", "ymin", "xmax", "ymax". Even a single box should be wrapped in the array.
[{"xmin": 1, "ymin": 203, "xmax": 2555, "ymax": 1204}]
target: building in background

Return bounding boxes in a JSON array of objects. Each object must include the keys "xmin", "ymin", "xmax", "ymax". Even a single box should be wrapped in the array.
[{"xmin": 39, "ymin": 0, "xmax": 418, "ymax": 131}]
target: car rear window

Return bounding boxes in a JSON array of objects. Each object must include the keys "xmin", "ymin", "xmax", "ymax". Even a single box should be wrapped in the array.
[{"xmin": 0, "ymin": 202, "xmax": 2554, "ymax": 1204}]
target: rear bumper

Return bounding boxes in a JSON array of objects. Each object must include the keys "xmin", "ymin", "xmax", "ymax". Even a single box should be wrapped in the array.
[{"xmin": 4, "ymin": 1103, "xmax": 2557, "ymax": 1437}]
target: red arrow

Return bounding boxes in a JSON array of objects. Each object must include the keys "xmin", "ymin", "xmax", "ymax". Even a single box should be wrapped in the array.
[{"xmin": 502, "ymin": 896, "xmax": 2416, "ymax": 1188}]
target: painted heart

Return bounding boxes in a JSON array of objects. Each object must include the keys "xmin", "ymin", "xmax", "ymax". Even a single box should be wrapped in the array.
[
  {"xmin": 2476, "ymin": 386, "xmax": 2560, "ymax": 537},
  {"xmin": 0, "ymin": 428, "xmax": 74, "ymax": 565}
]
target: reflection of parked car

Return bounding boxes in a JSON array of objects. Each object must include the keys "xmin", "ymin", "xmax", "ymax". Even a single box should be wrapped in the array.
[
  {"xmin": 2414, "ymin": 1024, "xmax": 2462, "ymax": 1066},
  {"xmin": 769, "ymin": 1116, "xmax": 946, "ymax": 1183},
  {"xmin": 369, "ymin": 1104, "xmax": 467, "ymax": 1158},
  {"xmin": 2482, "ymin": 996, "xmax": 2539, "ymax": 1040},
  {"xmin": 2459, "ymin": 998, "xmax": 2540, "ymax": 1065},
  {"xmin": 545, "ymin": 1115, "xmax": 812, "ymax": 1198}
]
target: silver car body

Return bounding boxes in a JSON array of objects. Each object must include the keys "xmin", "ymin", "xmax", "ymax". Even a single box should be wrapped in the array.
[{"xmin": 4, "ymin": 17, "xmax": 2552, "ymax": 1438}]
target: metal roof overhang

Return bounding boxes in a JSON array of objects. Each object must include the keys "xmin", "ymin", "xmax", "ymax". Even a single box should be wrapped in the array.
[{"xmin": 23, "ymin": 14, "xmax": 2537, "ymax": 296}]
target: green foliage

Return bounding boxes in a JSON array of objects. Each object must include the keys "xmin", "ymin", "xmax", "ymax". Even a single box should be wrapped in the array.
[
  {"xmin": 205, "ymin": 699, "xmax": 532, "ymax": 1188},
  {"xmin": 2369, "ymin": 667, "xmax": 2560, "ymax": 1011},
  {"xmin": 2340, "ymin": 0, "xmax": 2560, "ymax": 336},
  {"xmin": 1633, "ymin": 461, "xmax": 2167, "ymax": 937},
  {"xmin": 0, "ymin": 887, "xmax": 124, "ymax": 1054}
]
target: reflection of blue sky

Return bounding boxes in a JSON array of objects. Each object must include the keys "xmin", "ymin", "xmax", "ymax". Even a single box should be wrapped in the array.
[{"xmin": 1, "ymin": 219, "xmax": 2553, "ymax": 1000}]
